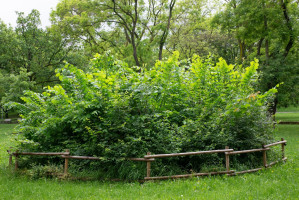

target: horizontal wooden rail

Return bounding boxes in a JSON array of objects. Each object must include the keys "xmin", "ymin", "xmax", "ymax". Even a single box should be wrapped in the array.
[
  {"xmin": 9, "ymin": 152, "xmax": 155, "ymax": 162},
  {"xmin": 233, "ymin": 168, "xmax": 263, "ymax": 175},
  {"xmin": 60, "ymin": 156, "xmax": 155, "ymax": 162},
  {"xmin": 144, "ymin": 149, "xmax": 234, "ymax": 159},
  {"xmin": 127, "ymin": 158, "xmax": 155, "ymax": 162},
  {"xmin": 264, "ymin": 140, "xmax": 287, "ymax": 148},
  {"xmin": 13, "ymin": 152, "xmax": 70, "ymax": 156},
  {"xmin": 144, "ymin": 170, "xmax": 235, "ymax": 180},
  {"xmin": 232, "ymin": 157, "xmax": 288, "ymax": 175},
  {"xmin": 226, "ymin": 148, "xmax": 270, "ymax": 155},
  {"xmin": 62, "ymin": 155, "xmax": 100, "ymax": 160},
  {"xmin": 267, "ymin": 157, "xmax": 287, "ymax": 167}
]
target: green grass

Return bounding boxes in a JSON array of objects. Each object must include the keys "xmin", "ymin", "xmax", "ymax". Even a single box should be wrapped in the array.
[
  {"xmin": 0, "ymin": 124, "xmax": 17, "ymax": 166},
  {"xmin": 276, "ymin": 105, "xmax": 299, "ymax": 122},
  {"xmin": 277, "ymin": 106, "xmax": 299, "ymax": 112},
  {"xmin": 0, "ymin": 123, "xmax": 298, "ymax": 199},
  {"xmin": 0, "ymin": 124, "xmax": 16, "ymax": 134},
  {"xmin": 276, "ymin": 112, "xmax": 299, "ymax": 122}
]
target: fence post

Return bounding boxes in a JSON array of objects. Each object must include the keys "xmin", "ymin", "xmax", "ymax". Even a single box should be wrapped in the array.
[
  {"xmin": 281, "ymin": 138, "xmax": 285, "ymax": 160},
  {"xmin": 7, "ymin": 149, "xmax": 12, "ymax": 168},
  {"xmin": 262, "ymin": 145, "xmax": 267, "ymax": 168},
  {"xmin": 64, "ymin": 149, "xmax": 70, "ymax": 176},
  {"xmin": 225, "ymin": 146, "xmax": 230, "ymax": 173},
  {"xmin": 146, "ymin": 152, "xmax": 151, "ymax": 178},
  {"xmin": 9, "ymin": 154, "xmax": 12, "ymax": 167},
  {"xmin": 15, "ymin": 150, "xmax": 19, "ymax": 171}
]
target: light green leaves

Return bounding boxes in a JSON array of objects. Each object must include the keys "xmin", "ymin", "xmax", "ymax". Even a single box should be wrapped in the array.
[{"xmin": 9, "ymin": 52, "xmax": 276, "ymax": 179}]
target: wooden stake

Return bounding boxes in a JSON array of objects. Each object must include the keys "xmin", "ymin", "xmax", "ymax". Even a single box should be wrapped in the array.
[
  {"xmin": 64, "ymin": 149, "xmax": 70, "ymax": 176},
  {"xmin": 7, "ymin": 149, "xmax": 12, "ymax": 167},
  {"xmin": 9, "ymin": 154, "xmax": 12, "ymax": 167},
  {"xmin": 146, "ymin": 152, "xmax": 151, "ymax": 178},
  {"xmin": 15, "ymin": 150, "xmax": 19, "ymax": 171},
  {"xmin": 225, "ymin": 146, "xmax": 230, "ymax": 173},
  {"xmin": 281, "ymin": 138, "xmax": 285, "ymax": 160},
  {"xmin": 262, "ymin": 145, "xmax": 267, "ymax": 168}
]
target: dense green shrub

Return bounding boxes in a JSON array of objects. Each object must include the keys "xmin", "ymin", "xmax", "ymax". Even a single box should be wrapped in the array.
[{"xmin": 9, "ymin": 52, "xmax": 277, "ymax": 179}]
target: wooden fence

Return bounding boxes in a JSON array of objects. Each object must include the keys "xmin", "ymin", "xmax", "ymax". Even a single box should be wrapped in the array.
[{"xmin": 7, "ymin": 138, "xmax": 287, "ymax": 181}]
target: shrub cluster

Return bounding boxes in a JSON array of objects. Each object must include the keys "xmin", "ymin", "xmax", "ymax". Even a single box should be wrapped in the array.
[{"xmin": 10, "ymin": 52, "xmax": 276, "ymax": 179}]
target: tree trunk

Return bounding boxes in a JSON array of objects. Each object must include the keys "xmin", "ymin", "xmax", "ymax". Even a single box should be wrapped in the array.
[
  {"xmin": 281, "ymin": 0, "xmax": 294, "ymax": 58},
  {"xmin": 111, "ymin": 0, "xmax": 140, "ymax": 66},
  {"xmin": 268, "ymin": 94, "xmax": 278, "ymax": 121},
  {"xmin": 238, "ymin": 40, "xmax": 246, "ymax": 61},
  {"xmin": 132, "ymin": 0, "xmax": 140, "ymax": 66},
  {"xmin": 2, "ymin": 108, "xmax": 9, "ymax": 118},
  {"xmin": 265, "ymin": 39, "xmax": 269, "ymax": 61},
  {"xmin": 131, "ymin": 36, "xmax": 140, "ymax": 67},
  {"xmin": 262, "ymin": 0, "xmax": 269, "ymax": 63},
  {"xmin": 158, "ymin": 0, "xmax": 176, "ymax": 60},
  {"xmin": 268, "ymin": 0, "xmax": 294, "ymax": 116},
  {"xmin": 257, "ymin": 38, "xmax": 264, "ymax": 56},
  {"xmin": 264, "ymin": 13, "xmax": 269, "ymax": 61}
]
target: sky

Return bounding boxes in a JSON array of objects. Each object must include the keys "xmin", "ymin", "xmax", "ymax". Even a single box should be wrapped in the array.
[{"xmin": 0, "ymin": 0, "xmax": 60, "ymax": 28}]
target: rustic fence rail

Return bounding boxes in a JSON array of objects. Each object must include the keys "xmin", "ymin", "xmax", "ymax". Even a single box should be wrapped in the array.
[{"xmin": 7, "ymin": 138, "xmax": 287, "ymax": 180}]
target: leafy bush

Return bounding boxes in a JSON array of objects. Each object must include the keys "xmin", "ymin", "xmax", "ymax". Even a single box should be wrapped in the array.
[
  {"xmin": 27, "ymin": 164, "xmax": 62, "ymax": 180},
  {"xmin": 9, "ymin": 52, "xmax": 277, "ymax": 179}
]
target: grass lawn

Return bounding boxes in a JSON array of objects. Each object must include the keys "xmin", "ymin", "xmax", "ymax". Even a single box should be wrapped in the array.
[
  {"xmin": 0, "ymin": 124, "xmax": 17, "ymax": 166},
  {"xmin": 275, "ymin": 112, "xmax": 299, "ymax": 122},
  {"xmin": 277, "ymin": 106, "xmax": 299, "ymax": 112},
  {"xmin": 0, "ymin": 123, "xmax": 298, "ymax": 199},
  {"xmin": 276, "ymin": 105, "xmax": 299, "ymax": 122}
]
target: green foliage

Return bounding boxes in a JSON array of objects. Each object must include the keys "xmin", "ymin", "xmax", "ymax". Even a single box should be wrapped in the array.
[
  {"xmin": 0, "ymin": 68, "xmax": 34, "ymax": 117},
  {"xmin": 0, "ymin": 20, "xmax": 16, "ymax": 71},
  {"xmin": 9, "ymin": 52, "xmax": 276, "ymax": 179},
  {"xmin": 27, "ymin": 164, "xmax": 62, "ymax": 180},
  {"xmin": 1, "ymin": 112, "xmax": 298, "ymax": 199},
  {"xmin": 0, "ymin": 68, "xmax": 34, "ymax": 104},
  {"xmin": 0, "ymin": 10, "xmax": 88, "ymax": 117},
  {"xmin": 51, "ymin": 0, "xmax": 177, "ymax": 66},
  {"xmin": 212, "ymin": 0, "xmax": 299, "ymax": 108},
  {"xmin": 0, "ymin": 9, "xmax": 80, "ymax": 92}
]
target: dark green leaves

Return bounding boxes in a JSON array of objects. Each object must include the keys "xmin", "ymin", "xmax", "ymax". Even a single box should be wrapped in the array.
[{"xmin": 11, "ymin": 52, "xmax": 276, "ymax": 179}]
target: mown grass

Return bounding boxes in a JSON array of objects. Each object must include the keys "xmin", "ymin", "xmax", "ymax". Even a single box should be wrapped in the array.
[
  {"xmin": 277, "ymin": 106, "xmax": 299, "ymax": 112},
  {"xmin": 276, "ymin": 105, "xmax": 299, "ymax": 122},
  {"xmin": 276, "ymin": 112, "xmax": 299, "ymax": 122},
  {"xmin": 0, "ymin": 123, "xmax": 298, "ymax": 199},
  {"xmin": 0, "ymin": 124, "xmax": 17, "ymax": 166}
]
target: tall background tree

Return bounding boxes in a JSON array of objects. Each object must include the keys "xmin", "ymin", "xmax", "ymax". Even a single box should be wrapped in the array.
[
  {"xmin": 212, "ymin": 0, "xmax": 299, "ymax": 112},
  {"xmin": 50, "ymin": 0, "xmax": 177, "ymax": 67},
  {"xmin": 0, "ymin": 10, "xmax": 82, "ymax": 117}
]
